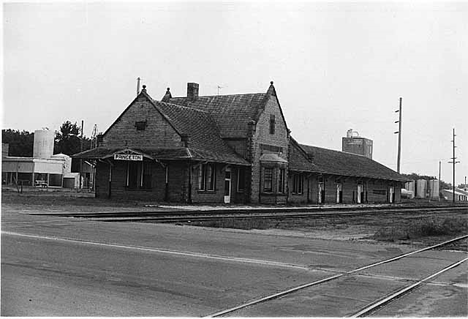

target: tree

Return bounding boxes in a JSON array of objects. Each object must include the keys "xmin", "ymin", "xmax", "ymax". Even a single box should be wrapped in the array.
[
  {"xmin": 54, "ymin": 121, "xmax": 81, "ymax": 155},
  {"xmin": 54, "ymin": 121, "xmax": 92, "ymax": 155},
  {"xmin": 1, "ymin": 129, "xmax": 34, "ymax": 157}
]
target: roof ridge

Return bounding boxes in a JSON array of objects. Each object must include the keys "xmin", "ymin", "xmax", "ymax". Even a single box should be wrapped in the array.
[
  {"xmin": 170, "ymin": 92, "xmax": 266, "ymax": 99},
  {"xmin": 301, "ymin": 143, "xmax": 371, "ymax": 157},
  {"xmin": 155, "ymin": 100, "xmax": 211, "ymax": 115},
  {"xmin": 300, "ymin": 143, "xmax": 344, "ymax": 154}
]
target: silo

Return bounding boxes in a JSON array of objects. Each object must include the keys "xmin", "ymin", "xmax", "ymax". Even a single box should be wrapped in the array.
[
  {"xmin": 429, "ymin": 180, "xmax": 440, "ymax": 200},
  {"xmin": 416, "ymin": 179, "xmax": 427, "ymax": 198},
  {"xmin": 405, "ymin": 180, "xmax": 415, "ymax": 198},
  {"xmin": 33, "ymin": 130, "xmax": 54, "ymax": 159}
]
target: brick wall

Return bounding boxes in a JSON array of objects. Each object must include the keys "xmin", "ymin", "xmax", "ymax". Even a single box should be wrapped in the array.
[
  {"xmin": 191, "ymin": 163, "xmax": 225, "ymax": 203},
  {"xmin": 288, "ymin": 173, "xmax": 312, "ymax": 204},
  {"xmin": 102, "ymin": 95, "xmax": 182, "ymax": 149},
  {"xmin": 95, "ymin": 161, "xmax": 109, "ymax": 198},
  {"xmin": 166, "ymin": 162, "xmax": 188, "ymax": 202},
  {"xmin": 189, "ymin": 163, "xmax": 250, "ymax": 204},
  {"xmin": 95, "ymin": 159, "xmax": 190, "ymax": 202},
  {"xmin": 294, "ymin": 176, "xmax": 403, "ymax": 204},
  {"xmin": 250, "ymin": 95, "xmax": 290, "ymax": 204}
]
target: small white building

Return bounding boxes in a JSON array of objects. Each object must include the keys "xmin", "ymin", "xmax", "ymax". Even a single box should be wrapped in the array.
[
  {"xmin": 2, "ymin": 130, "xmax": 77, "ymax": 188},
  {"xmin": 2, "ymin": 155, "xmax": 69, "ymax": 187},
  {"xmin": 441, "ymin": 188, "xmax": 468, "ymax": 202}
]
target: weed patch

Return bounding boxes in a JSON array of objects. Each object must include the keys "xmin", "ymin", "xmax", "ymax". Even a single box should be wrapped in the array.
[
  {"xmin": 373, "ymin": 216, "xmax": 467, "ymax": 242},
  {"xmin": 191, "ymin": 218, "xmax": 272, "ymax": 230}
]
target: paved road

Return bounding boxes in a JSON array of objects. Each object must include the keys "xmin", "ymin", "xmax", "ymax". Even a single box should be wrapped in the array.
[{"xmin": 1, "ymin": 204, "xmax": 467, "ymax": 316}]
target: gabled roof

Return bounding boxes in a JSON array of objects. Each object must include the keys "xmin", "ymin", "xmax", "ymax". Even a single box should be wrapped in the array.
[
  {"xmin": 163, "ymin": 82, "xmax": 288, "ymax": 139},
  {"xmin": 75, "ymin": 89, "xmax": 250, "ymax": 166},
  {"xmin": 156, "ymin": 101, "xmax": 224, "ymax": 151},
  {"xmin": 153, "ymin": 100, "xmax": 249, "ymax": 165},
  {"xmin": 162, "ymin": 93, "xmax": 266, "ymax": 138},
  {"xmin": 73, "ymin": 147, "xmax": 191, "ymax": 161},
  {"xmin": 101, "ymin": 87, "xmax": 182, "ymax": 138},
  {"xmin": 73, "ymin": 147, "xmax": 249, "ymax": 165},
  {"xmin": 300, "ymin": 144, "xmax": 406, "ymax": 182},
  {"xmin": 288, "ymin": 138, "xmax": 323, "ymax": 173}
]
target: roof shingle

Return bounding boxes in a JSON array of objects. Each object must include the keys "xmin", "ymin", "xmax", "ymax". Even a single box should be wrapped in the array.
[
  {"xmin": 164, "ymin": 93, "xmax": 267, "ymax": 138},
  {"xmin": 288, "ymin": 139, "xmax": 323, "ymax": 173},
  {"xmin": 300, "ymin": 144, "xmax": 405, "ymax": 181},
  {"xmin": 154, "ymin": 100, "xmax": 249, "ymax": 165},
  {"xmin": 73, "ymin": 146, "xmax": 249, "ymax": 165}
]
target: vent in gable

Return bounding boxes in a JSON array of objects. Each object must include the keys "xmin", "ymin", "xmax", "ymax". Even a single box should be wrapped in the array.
[{"xmin": 135, "ymin": 121, "xmax": 147, "ymax": 131}]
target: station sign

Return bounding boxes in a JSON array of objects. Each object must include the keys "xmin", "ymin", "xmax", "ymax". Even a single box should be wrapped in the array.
[{"xmin": 114, "ymin": 154, "xmax": 143, "ymax": 161}]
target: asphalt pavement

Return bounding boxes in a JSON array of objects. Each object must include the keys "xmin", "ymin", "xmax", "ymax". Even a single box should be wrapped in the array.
[{"xmin": 1, "ymin": 204, "xmax": 467, "ymax": 316}]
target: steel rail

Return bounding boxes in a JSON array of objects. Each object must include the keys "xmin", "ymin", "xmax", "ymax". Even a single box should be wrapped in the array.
[
  {"xmin": 90, "ymin": 206, "xmax": 467, "ymax": 222},
  {"xmin": 37, "ymin": 205, "xmax": 467, "ymax": 220},
  {"xmin": 349, "ymin": 257, "xmax": 468, "ymax": 317},
  {"xmin": 204, "ymin": 235, "xmax": 468, "ymax": 317}
]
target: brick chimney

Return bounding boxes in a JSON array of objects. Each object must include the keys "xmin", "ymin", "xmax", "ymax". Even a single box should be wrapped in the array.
[
  {"xmin": 2, "ymin": 143, "xmax": 9, "ymax": 158},
  {"xmin": 187, "ymin": 82, "xmax": 199, "ymax": 101}
]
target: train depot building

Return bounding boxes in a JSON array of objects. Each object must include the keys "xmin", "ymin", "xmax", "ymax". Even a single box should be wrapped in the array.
[{"xmin": 74, "ymin": 82, "xmax": 405, "ymax": 205}]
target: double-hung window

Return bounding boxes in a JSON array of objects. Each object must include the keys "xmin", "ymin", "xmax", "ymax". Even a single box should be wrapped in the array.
[
  {"xmin": 278, "ymin": 168, "xmax": 285, "ymax": 193},
  {"xmin": 263, "ymin": 168, "xmax": 273, "ymax": 192},
  {"xmin": 292, "ymin": 174, "xmax": 303, "ymax": 194},
  {"xmin": 126, "ymin": 161, "xmax": 152, "ymax": 190},
  {"xmin": 237, "ymin": 168, "xmax": 245, "ymax": 192},
  {"xmin": 198, "ymin": 164, "xmax": 216, "ymax": 191}
]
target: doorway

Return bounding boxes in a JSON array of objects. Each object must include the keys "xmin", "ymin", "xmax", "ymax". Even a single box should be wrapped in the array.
[
  {"xmin": 336, "ymin": 183, "xmax": 343, "ymax": 203},
  {"xmin": 357, "ymin": 184, "xmax": 364, "ymax": 204},
  {"xmin": 389, "ymin": 186, "xmax": 395, "ymax": 203},
  {"xmin": 224, "ymin": 169, "xmax": 231, "ymax": 204},
  {"xmin": 318, "ymin": 182, "xmax": 325, "ymax": 204}
]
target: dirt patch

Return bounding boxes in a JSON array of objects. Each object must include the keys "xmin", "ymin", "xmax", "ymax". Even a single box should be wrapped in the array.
[{"xmin": 185, "ymin": 210, "xmax": 467, "ymax": 249}]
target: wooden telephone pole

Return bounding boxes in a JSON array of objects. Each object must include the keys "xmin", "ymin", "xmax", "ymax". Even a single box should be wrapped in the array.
[
  {"xmin": 394, "ymin": 97, "xmax": 402, "ymax": 173},
  {"xmin": 449, "ymin": 128, "xmax": 460, "ymax": 203},
  {"xmin": 80, "ymin": 120, "xmax": 84, "ymax": 189}
]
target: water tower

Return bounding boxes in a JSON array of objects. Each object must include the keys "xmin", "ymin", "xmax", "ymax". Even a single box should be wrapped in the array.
[
  {"xmin": 342, "ymin": 129, "xmax": 373, "ymax": 159},
  {"xmin": 33, "ymin": 129, "xmax": 54, "ymax": 159}
]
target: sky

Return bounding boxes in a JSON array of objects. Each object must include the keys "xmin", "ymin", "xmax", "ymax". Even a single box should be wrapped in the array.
[{"xmin": 2, "ymin": 1, "xmax": 468, "ymax": 186}]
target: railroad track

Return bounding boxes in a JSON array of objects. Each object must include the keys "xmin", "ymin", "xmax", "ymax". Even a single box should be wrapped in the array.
[
  {"xmin": 203, "ymin": 235, "xmax": 468, "ymax": 317},
  {"xmin": 37, "ymin": 205, "xmax": 468, "ymax": 223}
]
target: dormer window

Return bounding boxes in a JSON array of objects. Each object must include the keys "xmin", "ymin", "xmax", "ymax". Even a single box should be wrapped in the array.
[
  {"xmin": 269, "ymin": 114, "xmax": 276, "ymax": 134},
  {"xmin": 135, "ymin": 121, "xmax": 147, "ymax": 131}
]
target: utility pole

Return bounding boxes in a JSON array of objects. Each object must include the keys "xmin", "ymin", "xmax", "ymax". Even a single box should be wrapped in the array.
[
  {"xmin": 448, "ymin": 128, "xmax": 460, "ymax": 203},
  {"xmin": 80, "ymin": 120, "xmax": 84, "ymax": 190},
  {"xmin": 394, "ymin": 97, "xmax": 402, "ymax": 173},
  {"xmin": 438, "ymin": 161, "xmax": 441, "ymax": 181}
]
